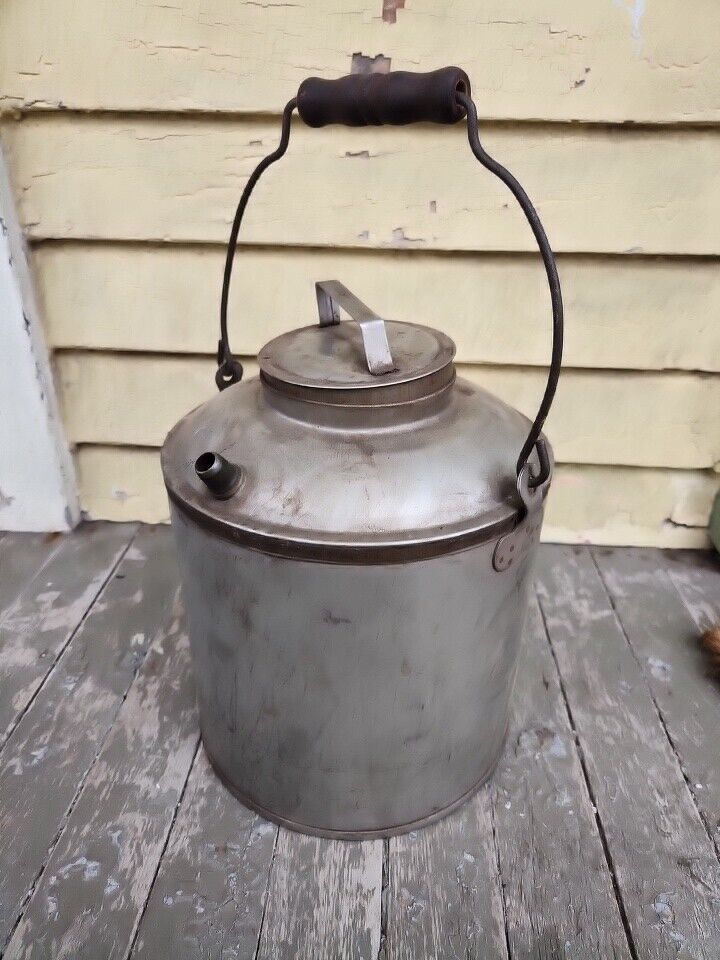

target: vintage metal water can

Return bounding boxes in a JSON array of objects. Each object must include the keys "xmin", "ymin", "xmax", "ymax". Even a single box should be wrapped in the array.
[{"xmin": 161, "ymin": 67, "xmax": 563, "ymax": 838}]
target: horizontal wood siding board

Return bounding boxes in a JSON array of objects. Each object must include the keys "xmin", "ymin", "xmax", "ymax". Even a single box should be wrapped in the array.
[
  {"xmin": 73, "ymin": 446, "xmax": 719, "ymax": 549},
  {"xmin": 3, "ymin": 116, "xmax": 720, "ymax": 254},
  {"xmin": 1, "ymin": 0, "xmax": 719, "ymax": 123},
  {"xmin": 53, "ymin": 352, "xmax": 720, "ymax": 468},
  {"xmin": 33, "ymin": 244, "xmax": 720, "ymax": 373}
]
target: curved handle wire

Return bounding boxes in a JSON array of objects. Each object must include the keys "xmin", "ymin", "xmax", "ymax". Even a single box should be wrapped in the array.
[
  {"xmin": 216, "ymin": 97, "xmax": 297, "ymax": 391},
  {"xmin": 456, "ymin": 92, "xmax": 563, "ymax": 487},
  {"xmin": 216, "ymin": 89, "xmax": 562, "ymax": 489}
]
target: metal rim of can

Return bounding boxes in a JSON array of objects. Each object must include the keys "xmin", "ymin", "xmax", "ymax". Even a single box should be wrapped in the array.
[{"xmin": 165, "ymin": 481, "xmax": 550, "ymax": 565}]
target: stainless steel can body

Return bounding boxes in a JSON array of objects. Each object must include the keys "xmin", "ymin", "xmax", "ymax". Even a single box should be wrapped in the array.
[
  {"xmin": 170, "ymin": 502, "xmax": 538, "ymax": 838},
  {"xmin": 162, "ymin": 303, "xmax": 554, "ymax": 838}
]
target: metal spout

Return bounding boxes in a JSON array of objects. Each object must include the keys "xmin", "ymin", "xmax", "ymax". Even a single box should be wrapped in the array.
[{"xmin": 194, "ymin": 452, "xmax": 242, "ymax": 499}]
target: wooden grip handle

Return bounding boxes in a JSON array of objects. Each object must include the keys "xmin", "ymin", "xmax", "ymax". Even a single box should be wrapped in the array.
[{"xmin": 297, "ymin": 67, "xmax": 470, "ymax": 128}]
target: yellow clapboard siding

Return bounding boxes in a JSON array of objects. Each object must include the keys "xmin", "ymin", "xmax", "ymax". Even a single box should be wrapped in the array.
[
  {"xmin": 35, "ymin": 243, "xmax": 720, "ymax": 372},
  {"xmin": 75, "ymin": 444, "xmax": 718, "ymax": 549},
  {"xmin": 4, "ymin": 116, "xmax": 720, "ymax": 254},
  {"xmin": 1, "ymin": 0, "xmax": 719, "ymax": 124},
  {"xmin": 54, "ymin": 352, "xmax": 720, "ymax": 469}
]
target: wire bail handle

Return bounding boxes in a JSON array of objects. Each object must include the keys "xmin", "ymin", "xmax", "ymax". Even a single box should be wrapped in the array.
[{"xmin": 217, "ymin": 68, "xmax": 563, "ymax": 488}]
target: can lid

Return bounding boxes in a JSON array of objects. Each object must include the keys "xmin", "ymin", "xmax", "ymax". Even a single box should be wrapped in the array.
[{"xmin": 258, "ymin": 282, "xmax": 455, "ymax": 404}]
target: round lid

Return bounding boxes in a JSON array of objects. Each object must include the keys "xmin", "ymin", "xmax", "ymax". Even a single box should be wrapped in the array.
[{"xmin": 258, "ymin": 282, "xmax": 455, "ymax": 404}]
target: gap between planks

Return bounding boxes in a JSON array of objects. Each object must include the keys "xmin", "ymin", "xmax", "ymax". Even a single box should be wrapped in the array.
[{"xmin": 535, "ymin": 592, "xmax": 641, "ymax": 960}]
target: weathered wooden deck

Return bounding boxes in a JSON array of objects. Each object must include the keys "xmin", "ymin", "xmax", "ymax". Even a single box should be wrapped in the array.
[{"xmin": 1, "ymin": 522, "xmax": 719, "ymax": 959}]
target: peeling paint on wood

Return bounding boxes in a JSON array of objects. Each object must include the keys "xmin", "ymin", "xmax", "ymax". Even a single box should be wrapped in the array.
[
  {"xmin": 593, "ymin": 546, "xmax": 720, "ymax": 855},
  {"xmin": 3, "ymin": 599, "xmax": 199, "ymax": 960},
  {"xmin": 2, "ymin": 532, "xmax": 720, "ymax": 953},
  {"xmin": 0, "ymin": 532, "xmax": 63, "ymax": 620},
  {"xmin": 131, "ymin": 749, "xmax": 277, "ymax": 960},
  {"xmin": 495, "ymin": 596, "xmax": 632, "ymax": 958},
  {"xmin": 0, "ymin": 522, "xmax": 136, "ymax": 747},
  {"xmin": 351, "ymin": 52, "xmax": 391, "ymax": 74},
  {"xmin": 662, "ymin": 549, "xmax": 720, "ymax": 635},
  {"xmin": 536, "ymin": 545, "xmax": 720, "ymax": 959},
  {"xmin": 385, "ymin": 786, "xmax": 507, "ymax": 959},
  {"xmin": 1, "ymin": 0, "xmax": 719, "ymax": 123},
  {"xmin": 0, "ymin": 526, "xmax": 179, "ymax": 947},
  {"xmin": 382, "ymin": 0, "xmax": 405, "ymax": 25},
  {"xmin": 255, "ymin": 831, "xmax": 382, "ymax": 959},
  {"xmin": 3, "ymin": 116, "xmax": 720, "ymax": 256}
]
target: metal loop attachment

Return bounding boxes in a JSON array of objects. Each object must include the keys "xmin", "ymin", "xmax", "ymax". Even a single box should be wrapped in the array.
[
  {"xmin": 315, "ymin": 281, "xmax": 395, "ymax": 376},
  {"xmin": 215, "ymin": 341, "xmax": 244, "ymax": 391},
  {"xmin": 492, "ymin": 449, "xmax": 548, "ymax": 573}
]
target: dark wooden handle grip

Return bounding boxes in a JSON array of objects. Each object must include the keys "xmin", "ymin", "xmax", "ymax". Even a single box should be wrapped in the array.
[{"xmin": 297, "ymin": 67, "xmax": 471, "ymax": 128}]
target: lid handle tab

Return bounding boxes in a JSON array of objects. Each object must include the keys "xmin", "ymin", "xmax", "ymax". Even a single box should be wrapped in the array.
[{"xmin": 315, "ymin": 281, "xmax": 396, "ymax": 376}]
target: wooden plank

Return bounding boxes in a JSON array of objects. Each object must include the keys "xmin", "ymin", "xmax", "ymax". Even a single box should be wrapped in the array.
[
  {"xmin": 0, "ymin": 135, "xmax": 79, "ymax": 531},
  {"xmin": 494, "ymin": 595, "xmax": 632, "ymax": 959},
  {"xmin": 0, "ymin": 521, "xmax": 136, "ymax": 746},
  {"xmin": 1, "ymin": 0, "xmax": 719, "ymax": 123},
  {"xmin": 4, "ymin": 116, "xmax": 720, "ymax": 255},
  {"xmin": 254, "ymin": 831, "xmax": 382, "ymax": 960},
  {"xmin": 55, "ymin": 352, "xmax": 720, "ymax": 469},
  {"xmin": 131, "ymin": 749, "xmax": 277, "ymax": 960},
  {"xmin": 0, "ymin": 531, "xmax": 63, "ymax": 620},
  {"xmin": 535, "ymin": 545, "xmax": 720, "ymax": 959},
  {"xmin": 0, "ymin": 526, "xmax": 179, "ymax": 948},
  {"xmin": 592, "ymin": 546, "xmax": 720, "ymax": 855},
  {"xmin": 3, "ymin": 601, "xmax": 199, "ymax": 960},
  {"xmin": 385, "ymin": 790, "xmax": 507, "ymax": 959},
  {"xmin": 662, "ymin": 549, "xmax": 720, "ymax": 634},
  {"xmin": 75, "ymin": 446, "xmax": 719, "ymax": 548},
  {"xmin": 34, "ymin": 244, "xmax": 720, "ymax": 374},
  {"xmin": 544, "ymin": 465, "xmax": 717, "ymax": 550}
]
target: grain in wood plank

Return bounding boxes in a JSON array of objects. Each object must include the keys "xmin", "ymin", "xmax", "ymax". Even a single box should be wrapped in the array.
[
  {"xmin": 384, "ymin": 788, "xmax": 507, "ymax": 959},
  {"xmin": 536, "ymin": 544, "xmax": 720, "ymax": 959},
  {"xmin": 0, "ymin": 521, "xmax": 136, "ymax": 746},
  {"xmin": 3, "ymin": 601, "xmax": 199, "ymax": 960},
  {"xmin": 0, "ymin": 525, "xmax": 179, "ymax": 947},
  {"xmin": 255, "ymin": 831, "xmax": 382, "ymax": 960},
  {"xmin": 5, "ymin": 117, "xmax": 720, "ymax": 256},
  {"xmin": 0, "ymin": 531, "xmax": 63, "ymax": 621},
  {"xmin": 2, "ymin": 0, "xmax": 719, "ymax": 122},
  {"xmin": 662, "ymin": 549, "xmax": 720, "ymax": 634},
  {"xmin": 131, "ymin": 748, "xmax": 277, "ymax": 960},
  {"xmin": 494, "ymin": 595, "xmax": 632, "ymax": 959},
  {"xmin": 592, "ymin": 546, "xmax": 720, "ymax": 853}
]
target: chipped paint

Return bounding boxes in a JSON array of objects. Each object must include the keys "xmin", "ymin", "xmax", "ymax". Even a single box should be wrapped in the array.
[
  {"xmin": 381, "ymin": 0, "xmax": 405, "ymax": 24},
  {"xmin": 350, "ymin": 52, "xmax": 390, "ymax": 74},
  {"xmin": 0, "ymin": 144, "xmax": 78, "ymax": 530}
]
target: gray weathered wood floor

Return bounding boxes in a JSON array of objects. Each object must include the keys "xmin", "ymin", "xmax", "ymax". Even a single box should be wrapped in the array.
[{"xmin": 1, "ymin": 522, "xmax": 719, "ymax": 959}]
